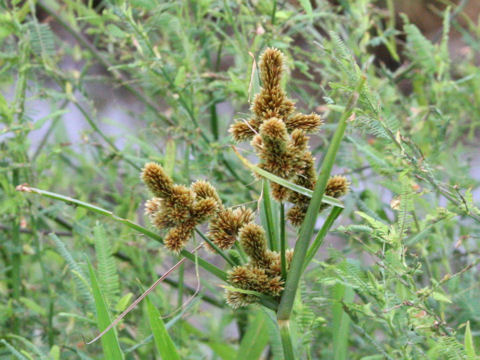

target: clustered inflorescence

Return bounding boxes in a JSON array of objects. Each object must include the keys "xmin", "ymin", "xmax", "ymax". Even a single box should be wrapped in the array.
[
  {"xmin": 141, "ymin": 162, "xmax": 293, "ymax": 308},
  {"xmin": 229, "ymin": 48, "xmax": 349, "ymax": 226},
  {"xmin": 141, "ymin": 48, "xmax": 349, "ymax": 309}
]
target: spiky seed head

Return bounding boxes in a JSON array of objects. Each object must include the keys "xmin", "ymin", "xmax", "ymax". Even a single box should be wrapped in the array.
[
  {"xmin": 191, "ymin": 180, "xmax": 221, "ymax": 205},
  {"xmin": 225, "ymin": 290, "xmax": 256, "ymax": 309},
  {"xmin": 287, "ymin": 205, "xmax": 307, "ymax": 227},
  {"xmin": 259, "ymin": 48, "xmax": 284, "ymax": 88},
  {"xmin": 208, "ymin": 207, "xmax": 254, "ymax": 250},
  {"xmin": 145, "ymin": 198, "xmax": 162, "ymax": 217},
  {"xmin": 271, "ymin": 182, "xmax": 289, "ymax": 202},
  {"xmin": 234, "ymin": 207, "xmax": 254, "ymax": 225},
  {"xmin": 229, "ymin": 120, "xmax": 256, "ymax": 142},
  {"xmin": 239, "ymin": 223, "xmax": 269, "ymax": 265},
  {"xmin": 266, "ymin": 249, "xmax": 294, "ymax": 275},
  {"xmin": 252, "ymin": 88, "xmax": 295, "ymax": 120},
  {"xmin": 289, "ymin": 129, "xmax": 309, "ymax": 152},
  {"xmin": 229, "ymin": 266, "xmax": 254, "ymax": 288},
  {"xmin": 260, "ymin": 118, "xmax": 288, "ymax": 142},
  {"xmin": 152, "ymin": 208, "xmax": 176, "ymax": 229},
  {"xmin": 192, "ymin": 198, "xmax": 218, "ymax": 221},
  {"xmin": 265, "ymin": 276, "xmax": 284, "ymax": 296},
  {"xmin": 141, "ymin": 162, "xmax": 174, "ymax": 197},
  {"xmin": 285, "ymin": 113, "xmax": 322, "ymax": 133},
  {"xmin": 164, "ymin": 223, "xmax": 194, "ymax": 253},
  {"xmin": 325, "ymin": 175, "xmax": 349, "ymax": 198}
]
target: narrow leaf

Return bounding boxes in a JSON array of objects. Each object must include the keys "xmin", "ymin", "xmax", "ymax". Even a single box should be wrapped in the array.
[
  {"xmin": 87, "ymin": 262, "xmax": 124, "ymax": 360},
  {"xmin": 236, "ymin": 311, "xmax": 269, "ymax": 360},
  {"xmin": 146, "ymin": 298, "xmax": 181, "ymax": 360}
]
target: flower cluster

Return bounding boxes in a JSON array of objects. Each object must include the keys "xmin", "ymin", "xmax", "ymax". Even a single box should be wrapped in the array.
[
  {"xmin": 226, "ymin": 223, "xmax": 293, "ymax": 309},
  {"xmin": 230, "ymin": 48, "xmax": 348, "ymax": 226},
  {"xmin": 142, "ymin": 162, "xmax": 220, "ymax": 252},
  {"xmin": 142, "ymin": 163, "xmax": 256, "ymax": 254},
  {"xmin": 141, "ymin": 162, "xmax": 294, "ymax": 308}
]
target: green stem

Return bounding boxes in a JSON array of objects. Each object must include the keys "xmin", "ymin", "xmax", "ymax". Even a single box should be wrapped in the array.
[
  {"xmin": 280, "ymin": 203, "xmax": 287, "ymax": 279},
  {"xmin": 279, "ymin": 320, "xmax": 295, "ymax": 360},
  {"xmin": 277, "ymin": 77, "xmax": 365, "ymax": 321},
  {"xmin": 262, "ymin": 181, "xmax": 277, "ymax": 251},
  {"xmin": 303, "ymin": 206, "xmax": 343, "ymax": 271},
  {"xmin": 17, "ymin": 186, "xmax": 228, "ymax": 282},
  {"xmin": 195, "ymin": 229, "xmax": 236, "ymax": 267}
]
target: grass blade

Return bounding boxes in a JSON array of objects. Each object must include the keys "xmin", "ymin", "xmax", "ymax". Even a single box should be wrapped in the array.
[
  {"xmin": 235, "ymin": 310, "xmax": 270, "ymax": 360},
  {"xmin": 261, "ymin": 180, "xmax": 279, "ymax": 251},
  {"xmin": 87, "ymin": 261, "xmax": 124, "ymax": 360},
  {"xmin": 232, "ymin": 148, "xmax": 344, "ymax": 208},
  {"xmin": 146, "ymin": 298, "xmax": 181, "ymax": 360},
  {"xmin": 465, "ymin": 321, "xmax": 476, "ymax": 359},
  {"xmin": 332, "ymin": 284, "xmax": 354, "ymax": 360},
  {"xmin": 303, "ymin": 206, "xmax": 343, "ymax": 270}
]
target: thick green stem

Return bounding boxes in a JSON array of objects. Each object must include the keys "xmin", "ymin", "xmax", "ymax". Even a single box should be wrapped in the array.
[
  {"xmin": 277, "ymin": 77, "xmax": 365, "ymax": 321},
  {"xmin": 279, "ymin": 320, "xmax": 295, "ymax": 360}
]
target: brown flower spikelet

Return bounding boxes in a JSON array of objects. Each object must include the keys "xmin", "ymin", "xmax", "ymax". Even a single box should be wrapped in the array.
[
  {"xmin": 239, "ymin": 223, "xmax": 270, "ymax": 267},
  {"xmin": 164, "ymin": 223, "xmax": 194, "ymax": 254},
  {"xmin": 259, "ymin": 48, "xmax": 284, "ymax": 88},
  {"xmin": 320, "ymin": 175, "xmax": 349, "ymax": 212},
  {"xmin": 208, "ymin": 207, "xmax": 254, "ymax": 250},
  {"xmin": 230, "ymin": 120, "xmax": 256, "ymax": 142},
  {"xmin": 192, "ymin": 198, "xmax": 218, "ymax": 221},
  {"xmin": 191, "ymin": 180, "xmax": 221, "ymax": 205},
  {"xmin": 141, "ymin": 163, "xmax": 222, "ymax": 252},
  {"xmin": 286, "ymin": 205, "xmax": 307, "ymax": 227},
  {"xmin": 285, "ymin": 113, "xmax": 323, "ymax": 133},
  {"xmin": 228, "ymin": 265, "xmax": 284, "ymax": 297},
  {"xmin": 141, "ymin": 162, "xmax": 174, "ymax": 197},
  {"xmin": 225, "ymin": 290, "xmax": 256, "ymax": 309},
  {"xmin": 145, "ymin": 198, "xmax": 162, "ymax": 219}
]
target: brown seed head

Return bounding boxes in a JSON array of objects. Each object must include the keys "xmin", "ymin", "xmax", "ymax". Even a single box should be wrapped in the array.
[
  {"xmin": 145, "ymin": 198, "xmax": 162, "ymax": 218},
  {"xmin": 229, "ymin": 120, "xmax": 257, "ymax": 142},
  {"xmin": 259, "ymin": 48, "xmax": 284, "ymax": 89},
  {"xmin": 192, "ymin": 198, "xmax": 218, "ymax": 221},
  {"xmin": 141, "ymin": 163, "xmax": 174, "ymax": 197},
  {"xmin": 191, "ymin": 180, "xmax": 221, "ymax": 205},
  {"xmin": 164, "ymin": 223, "xmax": 194, "ymax": 253},
  {"xmin": 325, "ymin": 175, "xmax": 349, "ymax": 198},
  {"xmin": 225, "ymin": 290, "xmax": 256, "ymax": 309},
  {"xmin": 239, "ymin": 223, "xmax": 269, "ymax": 266},
  {"xmin": 208, "ymin": 207, "xmax": 254, "ymax": 250},
  {"xmin": 285, "ymin": 113, "xmax": 323, "ymax": 133}
]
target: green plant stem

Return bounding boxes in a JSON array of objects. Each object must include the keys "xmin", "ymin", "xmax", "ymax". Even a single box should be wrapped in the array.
[
  {"xmin": 280, "ymin": 203, "xmax": 287, "ymax": 280},
  {"xmin": 303, "ymin": 206, "xmax": 343, "ymax": 271},
  {"xmin": 277, "ymin": 76, "xmax": 365, "ymax": 322},
  {"xmin": 279, "ymin": 320, "xmax": 295, "ymax": 360},
  {"xmin": 17, "ymin": 185, "xmax": 228, "ymax": 282},
  {"xmin": 177, "ymin": 260, "xmax": 184, "ymax": 308},
  {"xmin": 195, "ymin": 229, "xmax": 236, "ymax": 267},
  {"xmin": 262, "ymin": 181, "xmax": 277, "ymax": 251}
]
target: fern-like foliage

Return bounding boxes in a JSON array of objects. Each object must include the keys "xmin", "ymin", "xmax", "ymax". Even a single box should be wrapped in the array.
[
  {"xmin": 25, "ymin": 20, "xmax": 56, "ymax": 58},
  {"xmin": 93, "ymin": 223, "xmax": 120, "ymax": 308},
  {"xmin": 50, "ymin": 234, "xmax": 94, "ymax": 310}
]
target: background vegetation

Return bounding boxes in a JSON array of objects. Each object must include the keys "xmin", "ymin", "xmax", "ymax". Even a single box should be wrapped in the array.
[{"xmin": 1, "ymin": 0, "xmax": 480, "ymax": 359}]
